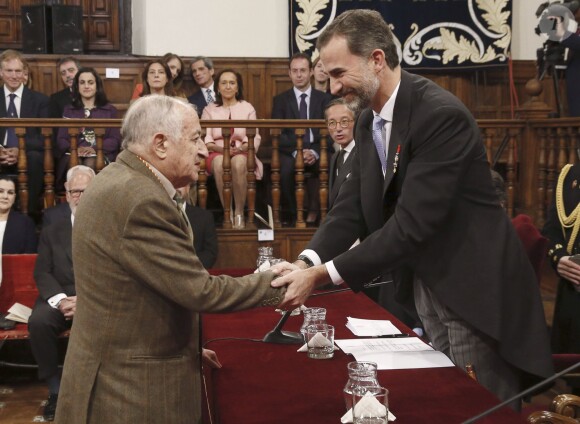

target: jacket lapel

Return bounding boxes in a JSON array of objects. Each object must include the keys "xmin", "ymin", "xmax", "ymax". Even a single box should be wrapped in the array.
[{"xmin": 287, "ymin": 90, "xmax": 299, "ymax": 118}]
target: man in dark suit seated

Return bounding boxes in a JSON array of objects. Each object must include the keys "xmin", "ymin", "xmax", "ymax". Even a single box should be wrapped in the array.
[
  {"xmin": 177, "ymin": 183, "xmax": 218, "ymax": 269},
  {"xmin": 187, "ymin": 56, "xmax": 215, "ymax": 117},
  {"xmin": 48, "ymin": 57, "xmax": 80, "ymax": 120},
  {"xmin": 0, "ymin": 50, "xmax": 49, "ymax": 219},
  {"xmin": 271, "ymin": 53, "xmax": 332, "ymax": 225},
  {"xmin": 28, "ymin": 165, "xmax": 95, "ymax": 421},
  {"xmin": 326, "ymin": 98, "xmax": 357, "ymax": 210}
]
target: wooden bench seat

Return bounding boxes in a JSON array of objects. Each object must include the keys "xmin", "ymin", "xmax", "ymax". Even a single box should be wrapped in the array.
[{"xmin": 0, "ymin": 254, "xmax": 254, "ymax": 365}]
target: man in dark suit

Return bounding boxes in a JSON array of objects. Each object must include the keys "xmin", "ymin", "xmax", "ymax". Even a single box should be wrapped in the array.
[
  {"xmin": 28, "ymin": 165, "xmax": 95, "ymax": 421},
  {"xmin": 272, "ymin": 10, "xmax": 552, "ymax": 409},
  {"xmin": 325, "ymin": 98, "xmax": 357, "ymax": 210},
  {"xmin": 0, "ymin": 50, "xmax": 49, "ymax": 218},
  {"xmin": 187, "ymin": 56, "xmax": 215, "ymax": 117},
  {"xmin": 177, "ymin": 184, "xmax": 218, "ymax": 269},
  {"xmin": 48, "ymin": 57, "xmax": 80, "ymax": 119},
  {"xmin": 271, "ymin": 53, "xmax": 332, "ymax": 224}
]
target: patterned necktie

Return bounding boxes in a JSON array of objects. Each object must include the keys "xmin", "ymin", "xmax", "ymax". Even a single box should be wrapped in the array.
[
  {"xmin": 299, "ymin": 93, "xmax": 310, "ymax": 148},
  {"xmin": 336, "ymin": 149, "xmax": 346, "ymax": 176},
  {"xmin": 206, "ymin": 89, "xmax": 214, "ymax": 104},
  {"xmin": 6, "ymin": 93, "xmax": 18, "ymax": 147},
  {"xmin": 372, "ymin": 115, "xmax": 387, "ymax": 174}
]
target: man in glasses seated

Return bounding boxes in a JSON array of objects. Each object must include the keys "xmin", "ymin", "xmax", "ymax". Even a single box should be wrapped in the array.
[{"xmin": 28, "ymin": 165, "xmax": 95, "ymax": 421}]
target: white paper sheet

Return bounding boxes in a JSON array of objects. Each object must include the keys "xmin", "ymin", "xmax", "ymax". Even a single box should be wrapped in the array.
[
  {"xmin": 335, "ymin": 338, "xmax": 455, "ymax": 370},
  {"xmin": 346, "ymin": 317, "xmax": 402, "ymax": 336}
]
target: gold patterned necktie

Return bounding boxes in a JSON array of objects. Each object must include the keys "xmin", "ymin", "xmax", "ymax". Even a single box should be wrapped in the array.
[{"xmin": 173, "ymin": 193, "xmax": 193, "ymax": 240}]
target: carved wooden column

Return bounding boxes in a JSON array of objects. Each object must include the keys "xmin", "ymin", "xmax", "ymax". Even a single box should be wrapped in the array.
[
  {"xmin": 318, "ymin": 129, "xmax": 329, "ymax": 221},
  {"xmin": 94, "ymin": 128, "xmax": 106, "ymax": 172},
  {"xmin": 246, "ymin": 128, "xmax": 256, "ymax": 228},
  {"xmin": 222, "ymin": 128, "xmax": 232, "ymax": 229},
  {"xmin": 42, "ymin": 128, "xmax": 55, "ymax": 208},
  {"xmin": 16, "ymin": 128, "xmax": 28, "ymax": 214},
  {"xmin": 270, "ymin": 129, "xmax": 281, "ymax": 228},
  {"xmin": 294, "ymin": 128, "xmax": 306, "ymax": 228}
]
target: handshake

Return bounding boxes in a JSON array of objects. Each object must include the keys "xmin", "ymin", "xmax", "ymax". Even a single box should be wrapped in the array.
[{"xmin": 259, "ymin": 258, "xmax": 333, "ymax": 310}]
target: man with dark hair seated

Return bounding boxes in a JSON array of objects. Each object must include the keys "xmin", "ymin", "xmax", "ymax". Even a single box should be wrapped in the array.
[{"xmin": 28, "ymin": 165, "xmax": 94, "ymax": 421}]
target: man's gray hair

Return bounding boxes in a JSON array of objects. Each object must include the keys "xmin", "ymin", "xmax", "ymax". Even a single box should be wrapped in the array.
[
  {"xmin": 324, "ymin": 97, "xmax": 355, "ymax": 119},
  {"xmin": 66, "ymin": 165, "xmax": 95, "ymax": 183},
  {"xmin": 121, "ymin": 95, "xmax": 194, "ymax": 150},
  {"xmin": 190, "ymin": 56, "xmax": 214, "ymax": 70}
]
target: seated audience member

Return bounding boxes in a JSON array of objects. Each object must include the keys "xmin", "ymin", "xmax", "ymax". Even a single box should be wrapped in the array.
[
  {"xmin": 138, "ymin": 60, "xmax": 174, "ymax": 98},
  {"xmin": 28, "ymin": 165, "xmax": 95, "ymax": 422},
  {"xmin": 201, "ymin": 69, "xmax": 262, "ymax": 229},
  {"xmin": 188, "ymin": 56, "xmax": 215, "ymax": 117},
  {"xmin": 49, "ymin": 57, "xmax": 80, "ymax": 119},
  {"xmin": 326, "ymin": 98, "xmax": 356, "ymax": 210},
  {"xmin": 21, "ymin": 60, "xmax": 32, "ymax": 89},
  {"xmin": 542, "ymin": 163, "xmax": 580, "ymax": 353},
  {"xmin": 271, "ymin": 53, "xmax": 332, "ymax": 225},
  {"xmin": 0, "ymin": 175, "xmax": 37, "ymax": 253},
  {"xmin": 312, "ymin": 56, "xmax": 330, "ymax": 93},
  {"xmin": 176, "ymin": 183, "xmax": 218, "ymax": 268},
  {"xmin": 56, "ymin": 68, "xmax": 121, "ymax": 189},
  {"xmin": 131, "ymin": 53, "xmax": 185, "ymax": 99},
  {"xmin": 0, "ymin": 50, "xmax": 49, "ymax": 219}
]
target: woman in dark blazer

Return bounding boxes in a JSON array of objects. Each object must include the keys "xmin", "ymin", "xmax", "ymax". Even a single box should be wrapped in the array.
[{"xmin": 0, "ymin": 175, "xmax": 37, "ymax": 254}]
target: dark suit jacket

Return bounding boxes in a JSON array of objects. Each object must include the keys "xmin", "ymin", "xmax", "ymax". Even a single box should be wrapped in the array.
[
  {"xmin": 328, "ymin": 145, "xmax": 357, "ymax": 209},
  {"xmin": 271, "ymin": 87, "xmax": 332, "ymax": 155},
  {"xmin": 48, "ymin": 87, "xmax": 73, "ymax": 119},
  {"xmin": 42, "ymin": 202, "xmax": 71, "ymax": 228},
  {"xmin": 187, "ymin": 90, "xmax": 208, "ymax": 117},
  {"xmin": 33, "ymin": 217, "xmax": 75, "ymax": 301},
  {"xmin": 2, "ymin": 210, "xmax": 37, "ymax": 253},
  {"xmin": 55, "ymin": 150, "xmax": 284, "ymax": 424},
  {"xmin": 185, "ymin": 203, "xmax": 218, "ymax": 269},
  {"xmin": 0, "ymin": 86, "xmax": 49, "ymax": 151},
  {"xmin": 307, "ymin": 70, "xmax": 553, "ymax": 382}
]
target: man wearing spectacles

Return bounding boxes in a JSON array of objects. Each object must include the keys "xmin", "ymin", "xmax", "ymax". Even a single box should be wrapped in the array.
[
  {"xmin": 325, "ymin": 99, "xmax": 357, "ymax": 210},
  {"xmin": 28, "ymin": 165, "xmax": 95, "ymax": 421}
]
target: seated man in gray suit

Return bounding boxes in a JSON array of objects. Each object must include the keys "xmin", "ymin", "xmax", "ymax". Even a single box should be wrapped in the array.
[{"xmin": 28, "ymin": 165, "xmax": 95, "ymax": 421}]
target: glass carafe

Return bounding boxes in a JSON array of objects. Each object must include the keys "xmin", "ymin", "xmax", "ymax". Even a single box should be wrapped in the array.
[
  {"xmin": 299, "ymin": 307, "xmax": 327, "ymax": 339},
  {"xmin": 256, "ymin": 246, "xmax": 274, "ymax": 268},
  {"xmin": 343, "ymin": 361, "xmax": 379, "ymax": 411}
]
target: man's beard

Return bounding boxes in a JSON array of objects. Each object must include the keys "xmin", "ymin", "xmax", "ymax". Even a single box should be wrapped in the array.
[{"xmin": 342, "ymin": 69, "xmax": 380, "ymax": 115}]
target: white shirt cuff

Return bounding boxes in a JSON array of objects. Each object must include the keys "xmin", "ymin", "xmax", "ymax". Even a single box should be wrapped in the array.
[
  {"xmin": 325, "ymin": 261, "xmax": 344, "ymax": 285},
  {"xmin": 48, "ymin": 293, "xmax": 67, "ymax": 309},
  {"xmin": 299, "ymin": 249, "xmax": 321, "ymax": 266}
]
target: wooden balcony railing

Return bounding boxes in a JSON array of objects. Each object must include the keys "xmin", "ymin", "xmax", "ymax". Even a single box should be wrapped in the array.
[{"xmin": 2, "ymin": 116, "xmax": 579, "ymax": 229}]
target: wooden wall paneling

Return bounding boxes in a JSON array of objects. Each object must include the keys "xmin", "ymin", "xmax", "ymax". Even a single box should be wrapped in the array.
[{"xmin": 0, "ymin": 0, "xmax": 20, "ymax": 48}]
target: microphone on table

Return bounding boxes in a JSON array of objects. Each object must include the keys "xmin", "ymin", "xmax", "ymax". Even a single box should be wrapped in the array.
[
  {"xmin": 260, "ymin": 272, "xmax": 393, "ymax": 346},
  {"xmin": 262, "ymin": 287, "xmax": 352, "ymax": 344},
  {"xmin": 461, "ymin": 360, "xmax": 580, "ymax": 423}
]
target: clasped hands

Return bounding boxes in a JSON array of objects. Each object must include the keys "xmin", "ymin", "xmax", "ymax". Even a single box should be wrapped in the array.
[
  {"xmin": 269, "ymin": 260, "xmax": 331, "ymax": 310},
  {"xmin": 58, "ymin": 296, "xmax": 77, "ymax": 319},
  {"xmin": 0, "ymin": 147, "xmax": 18, "ymax": 166}
]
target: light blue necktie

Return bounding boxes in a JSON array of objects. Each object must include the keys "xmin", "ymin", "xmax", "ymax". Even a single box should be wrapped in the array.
[{"xmin": 372, "ymin": 115, "xmax": 386, "ymax": 173}]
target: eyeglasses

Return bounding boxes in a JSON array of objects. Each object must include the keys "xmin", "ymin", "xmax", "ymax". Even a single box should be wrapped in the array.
[
  {"xmin": 327, "ymin": 118, "xmax": 354, "ymax": 129},
  {"xmin": 67, "ymin": 189, "xmax": 85, "ymax": 197}
]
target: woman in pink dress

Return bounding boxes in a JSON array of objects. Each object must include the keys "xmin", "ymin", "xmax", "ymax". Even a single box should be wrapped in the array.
[{"xmin": 201, "ymin": 69, "xmax": 262, "ymax": 229}]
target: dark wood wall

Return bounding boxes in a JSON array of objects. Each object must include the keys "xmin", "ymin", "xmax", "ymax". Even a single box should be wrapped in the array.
[
  {"xmin": 0, "ymin": 0, "xmax": 129, "ymax": 53},
  {"xmin": 20, "ymin": 55, "xmax": 562, "ymax": 120}
]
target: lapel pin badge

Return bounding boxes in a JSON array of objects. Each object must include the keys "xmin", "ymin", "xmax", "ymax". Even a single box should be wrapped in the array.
[{"xmin": 393, "ymin": 145, "xmax": 401, "ymax": 174}]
